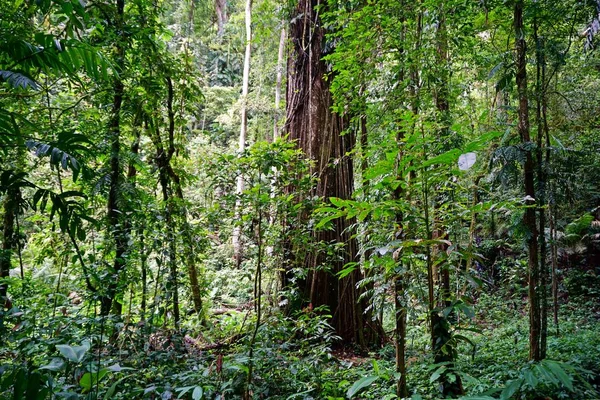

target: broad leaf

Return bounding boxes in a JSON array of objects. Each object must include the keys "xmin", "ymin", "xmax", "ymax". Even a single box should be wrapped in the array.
[
  {"xmin": 500, "ymin": 378, "xmax": 522, "ymax": 400},
  {"xmin": 346, "ymin": 375, "xmax": 378, "ymax": 398}
]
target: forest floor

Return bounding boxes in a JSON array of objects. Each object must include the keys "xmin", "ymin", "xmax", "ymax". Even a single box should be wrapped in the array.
[{"xmin": 1, "ymin": 292, "xmax": 599, "ymax": 399}]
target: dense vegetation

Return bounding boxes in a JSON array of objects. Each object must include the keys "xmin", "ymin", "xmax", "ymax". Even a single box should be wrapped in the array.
[{"xmin": 1, "ymin": 0, "xmax": 600, "ymax": 398}]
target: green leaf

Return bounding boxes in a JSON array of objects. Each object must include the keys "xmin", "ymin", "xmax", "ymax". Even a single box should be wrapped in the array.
[
  {"xmin": 543, "ymin": 361, "xmax": 574, "ymax": 391},
  {"xmin": 337, "ymin": 263, "xmax": 357, "ymax": 279},
  {"xmin": 523, "ymin": 369, "xmax": 538, "ymax": 389},
  {"xmin": 13, "ymin": 368, "xmax": 26, "ymax": 399},
  {"xmin": 534, "ymin": 363, "xmax": 558, "ymax": 385},
  {"xmin": 430, "ymin": 365, "xmax": 447, "ymax": 383},
  {"xmin": 25, "ymin": 371, "xmax": 42, "ymax": 400},
  {"xmin": 56, "ymin": 341, "xmax": 90, "ymax": 363},
  {"xmin": 79, "ymin": 368, "xmax": 109, "ymax": 392},
  {"xmin": 346, "ymin": 375, "xmax": 378, "ymax": 398},
  {"xmin": 500, "ymin": 378, "xmax": 522, "ymax": 400},
  {"xmin": 192, "ymin": 386, "xmax": 203, "ymax": 400},
  {"xmin": 372, "ymin": 359, "xmax": 380, "ymax": 376},
  {"xmin": 39, "ymin": 358, "xmax": 64, "ymax": 371},
  {"xmin": 315, "ymin": 213, "xmax": 344, "ymax": 230},
  {"xmin": 0, "ymin": 70, "xmax": 39, "ymax": 90},
  {"xmin": 329, "ymin": 197, "xmax": 345, "ymax": 207}
]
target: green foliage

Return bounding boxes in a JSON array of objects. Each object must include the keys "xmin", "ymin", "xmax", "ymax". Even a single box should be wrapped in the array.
[{"xmin": 0, "ymin": 0, "xmax": 599, "ymax": 399}]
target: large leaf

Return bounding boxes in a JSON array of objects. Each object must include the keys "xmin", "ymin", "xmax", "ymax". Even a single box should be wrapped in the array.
[
  {"xmin": 39, "ymin": 358, "xmax": 65, "ymax": 371},
  {"xmin": 102, "ymin": 375, "xmax": 133, "ymax": 400},
  {"xmin": 430, "ymin": 365, "xmax": 447, "ymax": 383},
  {"xmin": 80, "ymin": 368, "xmax": 110, "ymax": 392},
  {"xmin": 543, "ymin": 360, "xmax": 574, "ymax": 391},
  {"xmin": 192, "ymin": 386, "xmax": 203, "ymax": 400},
  {"xmin": 56, "ymin": 341, "xmax": 90, "ymax": 363},
  {"xmin": 500, "ymin": 378, "xmax": 522, "ymax": 400},
  {"xmin": 26, "ymin": 131, "xmax": 91, "ymax": 181},
  {"xmin": 0, "ymin": 70, "xmax": 39, "ymax": 90},
  {"xmin": 346, "ymin": 375, "xmax": 378, "ymax": 398}
]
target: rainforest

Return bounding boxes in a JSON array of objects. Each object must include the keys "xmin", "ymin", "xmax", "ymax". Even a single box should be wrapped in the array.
[{"xmin": 1, "ymin": 0, "xmax": 600, "ymax": 399}]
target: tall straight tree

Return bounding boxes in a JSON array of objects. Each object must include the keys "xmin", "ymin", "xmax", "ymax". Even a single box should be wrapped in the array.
[
  {"xmin": 285, "ymin": 0, "xmax": 379, "ymax": 346},
  {"xmin": 232, "ymin": 0, "xmax": 252, "ymax": 268},
  {"xmin": 514, "ymin": 0, "xmax": 541, "ymax": 361},
  {"xmin": 0, "ymin": 182, "xmax": 17, "ymax": 307},
  {"xmin": 103, "ymin": 0, "xmax": 128, "ymax": 316},
  {"xmin": 273, "ymin": 24, "xmax": 286, "ymax": 141}
]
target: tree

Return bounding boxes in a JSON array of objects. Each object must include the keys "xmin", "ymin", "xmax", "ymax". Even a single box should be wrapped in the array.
[
  {"xmin": 232, "ymin": 0, "xmax": 252, "ymax": 267},
  {"xmin": 215, "ymin": 0, "xmax": 228, "ymax": 37},
  {"xmin": 284, "ymin": 0, "xmax": 380, "ymax": 346},
  {"xmin": 514, "ymin": 0, "xmax": 541, "ymax": 361},
  {"xmin": 102, "ymin": 0, "xmax": 129, "ymax": 316}
]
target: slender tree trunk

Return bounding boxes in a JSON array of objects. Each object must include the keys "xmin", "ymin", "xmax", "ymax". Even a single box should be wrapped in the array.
[
  {"xmin": 140, "ymin": 226, "xmax": 148, "ymax": 320},
  {"xmin": 543, "ymin": 59, "xmax": 558, "ymax": 337},
  {"xmin": 102, "ymin": 0, "xmax": 127, "ymax": 316},
  {"xmin": 232, "ymin": 0, "xmax": 252, "ymax": 268},
  {"xmin": 393, "ymin": 122, "xmax": 408, "ymax": 397},
  {"xmin": 0, "ymin": 187, "xmax": 16, "ymax": 307},
  {"xmin": 394, "ymin": 5, "xmax": 408, "ymax": 395},
  {"xmin": 152, "ymin": 122, "xmax": 180, "ymax": 326},
  {"xmin": 148, "ymin": 95, "xmax": 182, "ymax": 326},
  {"xmin": 245, "ymin": 173, "xmax": 264, "ymax": 400},
  {"xmin": 514, "ymin": 0, "xmax": 541, "ymax": 361},
  {"xmin": 534, "ymin": 20, "xmax": 548, "ymax": 360},
  {"xmin": 394, "ymin": 276, "xmax": 408, "ymax": 397},
  {"xmin": 431, "ymin": 3, "xmax": 463, "ymax": 396},
  {"xmin": 167, "ymin": 167, "xmax": 203, "ymax": 314},
  {"xmin": 550, "ymin": 202, "xmax": 559, "ymax": 335},
  {"xmin": 164, "ymin": 76, "xmax": 203, "ymax": 315},
  {"xmin": 273, "ymin": 25, "xmax": 286, "ymax": 141},
  {"xmin": 215, "ymin": 0, "xmax": 228, "ymax": 37}
]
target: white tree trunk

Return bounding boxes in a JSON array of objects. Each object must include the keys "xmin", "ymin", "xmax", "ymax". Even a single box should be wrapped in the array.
[
  {"xmin": 273, "ymin": 25, "xmax": 286, "ymax": 140},
  {"xmin": 267, "ymin": 24, "xmax": 286, "ymax": 258},
  {"xmin": 232, "ymin": 0, "xmax": 252, "ymax": 267}
]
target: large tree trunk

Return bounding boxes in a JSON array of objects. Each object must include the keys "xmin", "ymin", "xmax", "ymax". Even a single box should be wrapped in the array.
[
  {"xmin": 514, "ymin": 0, "xmax": 541, "ymax": 361},
  {"xmin": 285, "ymin": 0, "xmax": 379, "ymax": 346}
]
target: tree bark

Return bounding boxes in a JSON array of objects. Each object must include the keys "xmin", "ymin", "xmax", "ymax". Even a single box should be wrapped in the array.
[
  {"xmin": 431, "ymin": 3, "xmax": 463, "ymax": 396},
  {"xmin": 215, "ymin": 0, "xmax": 228, "ymax": 37},
  {"xmin": 394, "ymin": 5, "xmax": 408, "ymax": 395},
  {"xmin": 534, "ymin": 19, "xmax": 548, "ymax": 359},
  {"xmin": 514, "ymin": 0, "xmax": 541, "ymax": 361},
  {"xmin": 0, "ymin": 187, "xmax": 16, "ymax": 307},
  {"xmin": 232, "ymin": 0, "xmax": 252, "ymax": 268},
  {"xmin": 150, "ymin": 114, "xmax": 180, "ymax": 327},
  {"xmin": 285, "ymin": 0, "xmax": 380, "ymax": 346},
  {"xmin": 550, "ymin": 202, "xmax": 559, "ymax": 335},
  {"xmin": 102, "ymin": 0, "xmax": 127, "ymax": 316},
  {"xmin": 273, "ymin": 25, "xmax": 286, "ymax": 141}
]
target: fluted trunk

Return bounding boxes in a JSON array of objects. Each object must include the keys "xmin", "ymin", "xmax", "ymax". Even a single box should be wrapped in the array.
[{"xmin": 285, "ymin": 0, "xmax": 380, "ymax": 346}]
